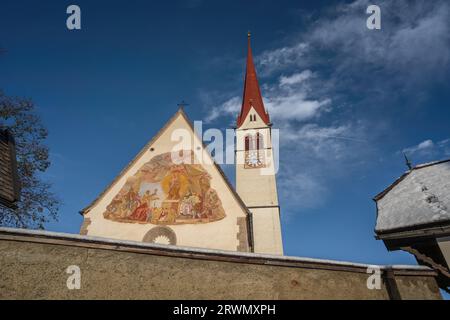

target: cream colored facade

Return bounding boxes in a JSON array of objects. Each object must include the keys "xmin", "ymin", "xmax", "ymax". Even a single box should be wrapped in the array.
[
  {"xmin": 80, "ymin": 110, "xmax": 250, "ymax": 252},
  {"xmin": 235, "ymin": 107, "xmax": 284, "ymax": 255}
]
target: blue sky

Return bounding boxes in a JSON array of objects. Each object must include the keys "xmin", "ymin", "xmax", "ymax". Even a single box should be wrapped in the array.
[{"xmin": 1, "ymin": 0, "xmax": 450, "ymax": 287}]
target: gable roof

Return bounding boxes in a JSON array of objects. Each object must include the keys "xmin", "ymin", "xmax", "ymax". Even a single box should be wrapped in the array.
[
  {"xmin": 374, "ymin": 158, "xmax": 450, "ymax": 233},
  {"xmin": 236, "ymin": 33, "xmax": 270, "ymax": 128},
  {"xmin": 374, "ymin": 159, "xmax": 450, "ymax": 201},
  {"xmin": 80, "ymin": 108, "xmax": 250, "ymax": 217}
]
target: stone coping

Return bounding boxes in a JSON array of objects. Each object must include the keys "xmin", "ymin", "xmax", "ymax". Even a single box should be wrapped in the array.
[{"xmin": 0, "ymin": 227, "xmax": 435, "ymax": 276}]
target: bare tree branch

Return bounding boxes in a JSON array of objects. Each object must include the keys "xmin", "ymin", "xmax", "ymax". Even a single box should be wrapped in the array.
[{"xmin": 0, "ymin": 91, "xmax": 59, "ymax": 229}]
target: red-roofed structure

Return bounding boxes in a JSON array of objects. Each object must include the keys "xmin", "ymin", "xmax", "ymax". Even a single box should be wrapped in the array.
[{"xmin": 236, "ymin": 33, "xmax": 270, "ymax": 128}]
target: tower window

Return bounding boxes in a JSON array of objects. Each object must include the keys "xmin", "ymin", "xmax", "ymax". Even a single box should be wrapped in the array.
[
  {"xmin": 245, "ymin": 135, "xmax": 251, "ymax": 151},
  {"xmin": 256, "ymin": 133, "xmax": 264, "ymax": 150},
  {"xmin": 244, "ymin": 133, "xmax": 265, "ymax": 168},
  {"xmin": 245, "ymin": 133, "xmax": 263, "ymax": 151}
]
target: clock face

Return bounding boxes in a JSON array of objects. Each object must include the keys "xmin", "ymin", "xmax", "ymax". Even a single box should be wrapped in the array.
[{"xmin": 245, "ymin": 150, "xmax": 264, "ymax": 168}]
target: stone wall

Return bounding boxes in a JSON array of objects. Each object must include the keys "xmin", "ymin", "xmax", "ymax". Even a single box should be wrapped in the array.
[{"xmin": 0, "ymin": 228, "xmax": 442, "ymax": 300}]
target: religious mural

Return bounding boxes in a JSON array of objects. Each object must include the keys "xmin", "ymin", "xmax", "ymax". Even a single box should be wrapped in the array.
[{"xmin": 103, "ymin": 151, "xmax": 226, "ymax": 225}]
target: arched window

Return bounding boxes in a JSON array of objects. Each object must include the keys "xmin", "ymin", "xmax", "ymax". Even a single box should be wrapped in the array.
[
  {"xmin": 256, "ymin": 133, "xmax": 264, "ymax": 150},
  {"xmin": 244, "ymin": 133, "xmax": 265, "ymax": 169},
  {"xmin": 245, "ymin": 135, "xmax": 251, "ymax": 151},
  {"xmin": 245, "ymin": 133, "xmax": 263, "ymax": 151}
]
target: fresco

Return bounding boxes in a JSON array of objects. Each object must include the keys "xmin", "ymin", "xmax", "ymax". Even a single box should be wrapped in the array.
[{"xmin": 103, "ymin": 151, "xmax": 226, "ymax": 225}]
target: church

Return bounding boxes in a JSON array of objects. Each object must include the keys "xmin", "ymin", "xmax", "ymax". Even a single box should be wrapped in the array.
[
  {"xmin": 0, "ymin": 34, "xmax": 443, "ymax": 300},
  {"xmin": 79, "ymin": 33, "xmax": 284, "ymax": 255}
]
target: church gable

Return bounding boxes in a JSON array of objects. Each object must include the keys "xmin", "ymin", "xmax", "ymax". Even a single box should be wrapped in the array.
[
  {"xmin": 103, "ymin": 150, "xmax": 226, "ymax": 225},
  {"xmin": 81, "ymin": 109, "xmax": 250, "ymax": 252},
  {"xmin": 239, "ymin": 106, "xmax": 268, "ymax": 129}
]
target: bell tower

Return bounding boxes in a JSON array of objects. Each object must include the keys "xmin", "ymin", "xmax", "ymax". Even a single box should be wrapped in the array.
[{"xmin": 235, "ymin": 33, "xmax": 283, "ymax": 255}]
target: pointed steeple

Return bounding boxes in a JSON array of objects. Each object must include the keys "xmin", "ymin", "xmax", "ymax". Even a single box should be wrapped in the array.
[{"xmin": 236, "ymin": 32, "xmax": 270, "ymax": 128}]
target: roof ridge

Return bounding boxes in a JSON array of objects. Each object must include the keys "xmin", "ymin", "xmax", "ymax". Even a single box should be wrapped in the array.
[
  {"xmin": 373, "ymin": 158, "xmax": 450, "ymax": 201},
  {"xmin": 413, "ymin": 158, "xmax": 450, "ymax": 170}
]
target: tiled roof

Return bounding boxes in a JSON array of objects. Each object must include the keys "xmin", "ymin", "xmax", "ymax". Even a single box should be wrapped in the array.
[{"xmin": 236, "ymin": 33, "xmax": 270, "ymax": 128}]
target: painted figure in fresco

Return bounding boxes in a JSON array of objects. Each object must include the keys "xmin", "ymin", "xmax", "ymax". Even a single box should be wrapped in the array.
[
  {"xmin": 166, "ymin": 202, "xmax": 178, "ymax": 223},
  {"xmin": 157, "ymin": 202, "xmax": 177, "ymax": 223},
  {"xmin": 168, "ymin": 173, "xmax": 180, "ymax": 199},
  {"xmin": 146, "ymin": 188, "xmax": 160, "ymax": 221},
  {"xmin": 129, "ymin": 189, "xmax": 158, "ymax": 222},
  {"xmin": 179, "ymin": 190, "xmax": 201, "ymax": 218},
  {"xmin": 150, "ymin": 207, "xmax": 162, "ymax": 224},
  {"xmin": 202, "ymin": 188, "xmax": 224, "ymax": 219},
  {"xmin": 102, "ymin": 151, "xmax": 226, "ymax": 225},
  {"xmin": 105, "ymin": 195, "xmax": 122, "ymax": 219},
  {"xmin": 122, "ymin": 188, "xmax": 139, "ymax": 218}
]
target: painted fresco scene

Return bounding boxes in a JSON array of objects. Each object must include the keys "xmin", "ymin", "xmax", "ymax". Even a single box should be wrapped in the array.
[{"xmin": 103, "ymin": 151, "xmax": 226, "ymax": 225}]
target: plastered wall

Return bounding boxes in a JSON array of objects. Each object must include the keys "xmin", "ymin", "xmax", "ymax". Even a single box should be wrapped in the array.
[{"xmin": 0, "ymin": 229, "xmax": 442, "ymax": 300}]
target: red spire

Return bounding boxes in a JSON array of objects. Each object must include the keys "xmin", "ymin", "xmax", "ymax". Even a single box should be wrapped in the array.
[{"xmin": 236, "ymin": 32, "xmax": 270, "ymax": 128}]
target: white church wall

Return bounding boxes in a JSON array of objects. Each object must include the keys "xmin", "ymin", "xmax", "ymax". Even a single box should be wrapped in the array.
[
  {"xmin": 251, "ymin": 207, "xmax": 283, "ymax": 255},
  {"xmin": 235, "ymin": 106, "xmax": 283, "ymax": 255},
  {"xmin": 81, "ymin": 111, "xmax": 249, "ymax": 252}
]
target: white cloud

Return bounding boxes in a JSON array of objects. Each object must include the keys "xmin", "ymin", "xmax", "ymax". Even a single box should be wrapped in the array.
[
  {"xmin": 402, "ymin": 139, "xmax": 450, "ymax": 160},
  {"xmin": 403, "ymin": 140, "xmax": 434, "ymax": 155},
  {"xmin": 276, "ymin": 121, "xmax": 368, "ymax": 210},
  {"xmin": 281, "ymin": 122, "xmax": 365, "ymax": 158},
  {"xmin": 201, "ymin": 0, "xmax": 450, "ymax": 211},
  {"xmin": 278, "ymin": 170, "xmax": 328, "ymax": 210},
  {"xmin": 207, "ymin": 69, "xmax": 330, "ymax": 123},
  {"xmin": 266, "ymin": 94, "xmax": 331, "ymax": 122},
  {"xmin": 279, "ymin": 70, "xmax": 313, "ymax": 87},
  {"xmin": 257, "ymin": 0, "xmax": 450, "ymax": 85},
  {"xmin": 204, "ymin": 96, "xmax": 240, "ymax": 123},
  {"xmin": 258, "ymin": 43, "xmax": 309, "ymax": 76},
  {"xmin": 438, "ymin": 139, "xmax": 450, "ymax": 158}
]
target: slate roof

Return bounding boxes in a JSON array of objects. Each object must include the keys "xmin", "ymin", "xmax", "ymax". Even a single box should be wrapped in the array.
[{"xmin": 374, "ymin": 159, "xmax": 450, "ymax": 233}]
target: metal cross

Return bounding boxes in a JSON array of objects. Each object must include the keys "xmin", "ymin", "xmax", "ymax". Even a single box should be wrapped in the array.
[{"xmin": 177, "ymin": 100, "xmax": 190, "ymax": 110}]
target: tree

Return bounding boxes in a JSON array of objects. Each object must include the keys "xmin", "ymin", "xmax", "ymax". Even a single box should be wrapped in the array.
[{"xmin": 0, "ymin": 91, "xmax": 59, "ymax": 228}]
